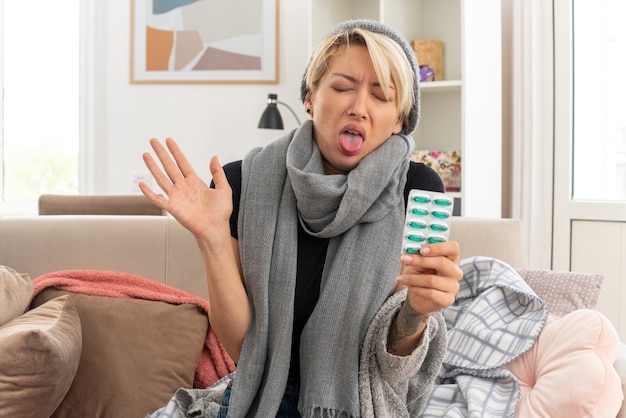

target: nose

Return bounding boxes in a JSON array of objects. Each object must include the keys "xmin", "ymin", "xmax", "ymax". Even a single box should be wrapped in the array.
[
  {"xmin": 348, "ymin": 107, "xmax": 365, "ymax": 119},
  {"xmin": 348, "ymin": 90, "xmax": 368, "ymax": 119}
]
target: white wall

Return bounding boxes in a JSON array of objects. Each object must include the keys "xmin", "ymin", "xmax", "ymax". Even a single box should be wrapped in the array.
[{"xmin": 91, "ymin": 0, "xmax": 310, "ymax": 194}]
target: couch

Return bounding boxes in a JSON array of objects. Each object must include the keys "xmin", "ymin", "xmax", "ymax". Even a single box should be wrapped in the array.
[{"xmin": 0, "ymin": 215, "xmax": 624, "ymax": 417}]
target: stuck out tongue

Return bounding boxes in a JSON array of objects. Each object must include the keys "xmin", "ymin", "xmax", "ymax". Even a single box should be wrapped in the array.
[{"xmin": 339, "ymin": 132, "xmax": 364, "ymax": 154}]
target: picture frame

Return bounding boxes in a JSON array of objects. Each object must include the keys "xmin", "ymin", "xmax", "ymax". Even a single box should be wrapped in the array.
[{"xmin": 130, "ymin": 0, "xmax": 279, "ymax": 84}]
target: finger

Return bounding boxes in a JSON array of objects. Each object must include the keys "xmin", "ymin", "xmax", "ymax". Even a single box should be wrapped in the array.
[
  {"xmin": 164, "ymin": 137, "xmax": 198, "ymax": 179},
  {"xmin": 149, "ymin": 138, "xmax": 185, "ymax": 184},
  {"xmin": 399, "ymin": 274, "xmax": 459, "ymax": 310},
  {"xmin": 405, "ymin": 273, "xmax": 460, "ymax": 307},
  {"xmin": 138, "ymin": 180, "xmax": 166, "ymax": 207},
  {"xmin": 142, "ymin": 151, "xmax": 174, "ymax": 194},
  {"xmin": 406, "ymin": 284, "xmax": 458, "ymax": 313},
  {"xmin": 209, "ymin": 156, "xmax": 231, "ymax": 192},
  {"xmin": 416, "ymin": 240, "xmax": 460, "ymax": 263},
  {"xmin": 422, "ymin": 258, "xmax": 463, "ymax": 282},
  {"xmin": 400, "ymin": 272, "xmax": 460, "ymax": 293},
  {"xmin": 399, "ymin": 254, "xmax": 463, "ymax": 282}
]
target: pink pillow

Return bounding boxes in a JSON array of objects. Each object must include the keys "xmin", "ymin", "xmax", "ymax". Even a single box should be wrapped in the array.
[{"xmin": 506, "ymin": 309, "xmax": 623, "ymax": 417}]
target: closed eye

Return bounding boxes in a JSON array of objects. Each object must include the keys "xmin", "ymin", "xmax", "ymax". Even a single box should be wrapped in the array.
[{"xmin": 372, "ymin": 92, "xmax": 389, "ymax": 102}]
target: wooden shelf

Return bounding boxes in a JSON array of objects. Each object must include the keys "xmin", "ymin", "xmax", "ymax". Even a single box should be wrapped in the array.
[{"xmin": 420, "ymin": 80, "xmax": 462, "ymax": 93}]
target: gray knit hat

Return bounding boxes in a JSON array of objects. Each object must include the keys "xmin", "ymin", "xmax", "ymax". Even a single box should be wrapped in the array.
[{"xmin": 300, "ymin": 19, "xmax": 420, "ymax": 135}]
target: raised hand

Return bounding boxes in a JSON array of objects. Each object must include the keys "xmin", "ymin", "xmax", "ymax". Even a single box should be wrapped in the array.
[{"xmin": 139, "ymin": 137, "xmax": 233, "ymax": 241}]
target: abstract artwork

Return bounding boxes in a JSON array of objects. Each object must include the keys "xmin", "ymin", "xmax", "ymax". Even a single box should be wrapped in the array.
[{"xmin": 130, "ymin": 0, "xmax": 279, "ymax": 84}]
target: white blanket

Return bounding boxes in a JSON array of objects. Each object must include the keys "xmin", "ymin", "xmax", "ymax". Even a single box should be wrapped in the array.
[{"xmin": 419, "ymin": 256, "xmax": 549, "ymax": 418}]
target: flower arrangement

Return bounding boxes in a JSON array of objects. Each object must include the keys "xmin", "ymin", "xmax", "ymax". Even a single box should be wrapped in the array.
[{"xmin": 410, "ymin": 150, "xmax": 461, "ymax": 192}]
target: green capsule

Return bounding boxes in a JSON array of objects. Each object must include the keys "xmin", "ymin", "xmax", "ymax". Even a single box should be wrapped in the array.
[
  {"xmin": 408, "ymin": 221, "xmax": 427, "ymax": 229},
  {"xmin": 433, "ymin": 198, "xmax": 453, "ymax": 207},
  {"xmin": 431, "ymin": 210, "xmax": 450, "ymax": 219},
  {"xmin": 430, "ymin": 223, "xmax": 448, "ymax": 232},
  {"xmin": 410, "ymin": 207, "xmax": 429, "ymax": 216},
  {"xmin": 428, "ymin": 236, "xmax": 447, "ymax": 244},
  {"xmin": 404, "ymin": 247, "xmax": 421, "ymax": 255},
  {"xmin": 411, "ymin": 195, "xmax": 431, "ymax": 204},
  {"xmin": 406, "ymin": 234, "xmax": 425, "ymax": 242}
]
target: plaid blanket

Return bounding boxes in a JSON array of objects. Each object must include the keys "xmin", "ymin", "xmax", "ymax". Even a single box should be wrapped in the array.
[{"xmin": 419, "ymin": 256, "xmax": 549, "ymax": 418}]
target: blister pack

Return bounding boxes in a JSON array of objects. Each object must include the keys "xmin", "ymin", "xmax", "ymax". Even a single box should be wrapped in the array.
[{"xmin": 401, "ymin": 189, "xmax": 454, "ymax": 255}]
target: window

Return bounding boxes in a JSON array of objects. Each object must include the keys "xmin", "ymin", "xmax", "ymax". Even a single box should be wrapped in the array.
[
  {"xmin": 572, "ymin": 0, "xmax": 626, "ymax": 201},
  {"xmin": 0, "ymin": 0, "xmax": 79, "ymax": 211}
]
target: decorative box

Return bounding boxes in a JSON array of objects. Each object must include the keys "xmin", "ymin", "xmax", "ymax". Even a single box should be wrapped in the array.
[{"xmin": 411, "ymin": 39, "xmax": 444, "ymax": 81}]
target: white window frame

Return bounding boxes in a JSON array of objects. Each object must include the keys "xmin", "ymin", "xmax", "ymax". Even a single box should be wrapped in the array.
[{"xmin": 0, "ymin": 0, "xmax": 95, "ymax": 215}]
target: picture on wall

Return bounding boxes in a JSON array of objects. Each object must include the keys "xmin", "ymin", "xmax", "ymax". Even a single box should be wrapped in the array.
[{"xmin": 130, "ymin": 0, "xmax": 279, "ymax": 84}]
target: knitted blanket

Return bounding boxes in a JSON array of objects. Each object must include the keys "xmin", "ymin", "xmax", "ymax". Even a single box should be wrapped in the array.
[
  {"xmin": 31, "ymin": 269, "xmax": 236, "ymax": 388},
  {"xmin": 419, "ymin": 256, "xmax": 549, "ymax": 418}
]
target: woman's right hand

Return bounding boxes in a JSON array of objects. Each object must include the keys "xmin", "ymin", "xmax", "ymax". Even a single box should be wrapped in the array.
[{"xmin": 139, "ymin": 137, "xmax": 233, "ymax": 242}]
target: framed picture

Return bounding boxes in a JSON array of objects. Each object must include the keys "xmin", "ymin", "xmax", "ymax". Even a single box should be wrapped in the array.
[{"xmin": 130, "ymin": 0, "xmax": 279, "ymax": 84}]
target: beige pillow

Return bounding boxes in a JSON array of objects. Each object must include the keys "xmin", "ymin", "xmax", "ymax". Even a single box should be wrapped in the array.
[
  {"xmin": 0, "ymin": 295, "xmax": 82, "ymax": 418},
  {"xmin": 0, "ymin": 265, "xmax": 33, "ymax": 327},
  {"xmin": 32, "ymin": 288, "xmax": 209, "ymax": 418},
  {"xmin": 516, "ymin": 268, "xmax": 603, "ymax": 317}
]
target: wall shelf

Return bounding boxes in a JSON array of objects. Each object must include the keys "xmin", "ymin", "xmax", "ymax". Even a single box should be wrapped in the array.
[{"xmin": 309, "ymin": 0, "xmax": 502, "ymax": 217}]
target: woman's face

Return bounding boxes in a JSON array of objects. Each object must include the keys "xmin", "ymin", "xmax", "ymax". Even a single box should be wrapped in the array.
[{"xmin": 305, "ymin": 44, "xmax": 404, "ymax": 175}]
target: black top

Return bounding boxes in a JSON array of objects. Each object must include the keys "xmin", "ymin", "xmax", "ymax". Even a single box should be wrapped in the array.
[{"xmin": 214, "ymin": 160, "xmax": 444, "ymax": 378}]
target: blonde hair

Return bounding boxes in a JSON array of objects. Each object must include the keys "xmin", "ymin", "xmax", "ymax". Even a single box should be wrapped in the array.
[{"xmin": 304, "ymin": 28, "xmax": 414, "ymax": 129}]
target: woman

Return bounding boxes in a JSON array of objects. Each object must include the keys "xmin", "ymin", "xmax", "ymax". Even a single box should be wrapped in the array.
[{"xmin": 141, "ymin": 19, "xmax": 462, "ymax": 418}]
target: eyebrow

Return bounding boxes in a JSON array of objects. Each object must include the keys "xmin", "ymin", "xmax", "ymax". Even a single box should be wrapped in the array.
[{"xmin": 331, "ymin": 72, "xmax": 395, "ymax": 90}]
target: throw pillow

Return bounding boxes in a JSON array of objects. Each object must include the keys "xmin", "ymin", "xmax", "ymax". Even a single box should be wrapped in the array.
[
  {"xmin": 506, "ymin": 309, "xmax": 623, "ymax": 417},
  {"xmin": 31, "ymin": 288, "xmax": 209, "ymax": 418},
  {"xmin": 0, "ymin": 265, "xmax": 33, "ymax": 327},
  {"xmin": 0, "ymin": 295, "xmax": 82, "ymax": 418},
  {"xmin": 516, "ymin": 268, "xmax": 603, "ymax": 317}
]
